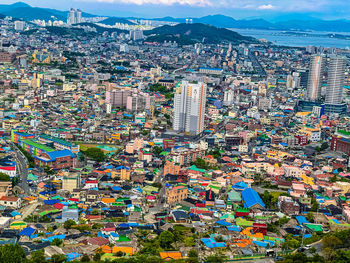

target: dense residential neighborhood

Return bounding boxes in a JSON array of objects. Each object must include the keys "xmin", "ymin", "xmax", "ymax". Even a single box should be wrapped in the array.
[{"xmin": 0, "ymin": 2, "xmax": 349, "ymax": 263}]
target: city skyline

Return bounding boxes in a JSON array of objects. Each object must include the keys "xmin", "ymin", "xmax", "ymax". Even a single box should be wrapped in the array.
[{"xmin": 1, "ymin": 0, "xmax": 350, "ymax": 20}]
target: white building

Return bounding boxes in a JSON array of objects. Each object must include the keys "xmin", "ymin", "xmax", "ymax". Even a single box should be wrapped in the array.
[
  {"xmin": 67, "ymin": 8, "xmax": 82, "ymax": 25},
  {"xmin": 120, "ymin": 44, "xmax": 129, "ymax": 53},
  {"xmin": 199, "ymin": 67, "xmax": 223, "ymax": 75},
  {"xmin": 14, "ymin": 21, "xmax": 25, "ymax": 31},
  {"xmin": 129, "ymin": 29, "xmax": 144, "ymax": 41},
  {"xmin": 173, "ymin": 81, "xmax": 207, "ymax": 135},
  {"xmin": 223, "ymin": 87, "xmax": 235, "ymax": 106},
  {"xmin": 325, "ymin": 56, "xmax": 346, "ymax": 105},
  {"xmin": 307, "ymin": 55, "xmax": 325, "ymax": 101}
]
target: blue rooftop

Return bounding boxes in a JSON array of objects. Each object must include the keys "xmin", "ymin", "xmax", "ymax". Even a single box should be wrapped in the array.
[{"xmin": 241, "ymin": 188, "xmax": 265, "ymax": 209}]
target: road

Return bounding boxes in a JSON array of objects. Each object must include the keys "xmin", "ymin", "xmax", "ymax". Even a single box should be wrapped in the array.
[
  {"xmin": 8, "ymin": 141, "xmax": 30, "ymax": 194},
  {"xmin": 20, "ymin": 201, "xmax": 39, "ymax": 220},
  {"xmin": 144, "ymin": 167, "xmax": 166, "ymax": 223},
  {"xmin": 193, "ymin": 118, "xmax": 228, "ymax": 143},
  {"xmin": 248, "ymin": 50, "xmax": 266, "ymax": 77}
]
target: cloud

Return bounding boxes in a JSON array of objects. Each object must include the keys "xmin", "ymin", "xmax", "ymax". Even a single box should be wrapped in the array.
[
  {"xmin": 97, "ymin": 0, "xmax": 212, "ymax": 6},
  {"xmin": 258, "ymin": 4, "xmax": 275, "ymax": 10}
]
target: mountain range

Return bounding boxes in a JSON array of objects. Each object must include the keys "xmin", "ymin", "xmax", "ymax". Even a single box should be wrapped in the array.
[
  {"xmin": 0, "ymin": 2, "xmax": 95, "ymax": 22},
  {"xmin": 152, "ymin": 15, "xmax": 350, "ymax": 32},
  {"xmin": 1, "ymin": 2, "xmax": 350, "ymax": 32}
]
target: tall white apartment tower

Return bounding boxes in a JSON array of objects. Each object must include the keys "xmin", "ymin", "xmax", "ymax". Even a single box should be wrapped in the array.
[
  {"xmin": 173, "ymin": 81, "xmax": 207, "ymax": 135},
  {"xmin": 68, "ymin": 8, "xmax": 76, "ymax": 25},
  {"xmin": 76, "ymin": 9, "xmax": 82, "ymax": 24},
  {"xmin": 307, "ymin": 55, "xmax": 325, "ymax": 101},
  {"xmin": 325, "ymin": 55, "xmax": 346, "ymax": 105},
  {"xmin": 68, "ymin": 8, "xmax": 83, "ymax": 25}
]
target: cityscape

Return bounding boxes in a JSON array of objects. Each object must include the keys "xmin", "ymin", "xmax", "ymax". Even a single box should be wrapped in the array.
[{"xmin": 0, "ymin": 1, "xmax": 349, "ymax": 263}]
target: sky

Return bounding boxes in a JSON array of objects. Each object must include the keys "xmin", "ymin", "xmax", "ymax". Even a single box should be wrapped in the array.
[{"xmin": 3, "ymin": 0, "xmax": 350, "ymax": 20}]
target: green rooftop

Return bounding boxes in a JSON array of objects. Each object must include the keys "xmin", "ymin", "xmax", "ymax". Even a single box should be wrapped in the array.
[
  {"xmin": 338, "ymin": 130, "xmax": 350, "ymax": 137},
  {"xmin": 305, "ymin": 224, "xmax": 323, "ymax": 232},
  {"xmin": 38, "ymin": 209, "xmax": 60, "ymax": 217},
  {"xmin": 22, "ymin": 139, "xmax": 55, "ymax": 152},
  {"xmin": 117, "ymin": 236, "xmax": 131, "ymax": 242},
  {"xmin": 40, "ymin": 134, "xmax": 76, "ymax": 147}
]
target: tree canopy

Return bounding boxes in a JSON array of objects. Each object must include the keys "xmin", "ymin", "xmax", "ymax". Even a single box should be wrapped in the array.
[{"xmin": 83, "ymin": 148, "xmax": 106, "ymax": 162}]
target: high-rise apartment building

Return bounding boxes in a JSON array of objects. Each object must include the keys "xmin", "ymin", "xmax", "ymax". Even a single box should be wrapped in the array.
[
  {"xmin": 223, "ymin": 87, "xmax": 235, "ymax": 106},
  {"xmin": 325, "ymin": 56, "xmax": 346, "ymax": 105},
  {"xmin": 307, "ymin": 55, "xmax": 325, "ymax": 101},
  {"xmin": 129, "ymin": 29, "xmax": 144, "ymax": 41},
  {"xmin": 126, "ymin": 93, "xmax": 154, "ymax": 112},
  {"xmin": 14, "ymin": 21, "xmax": 25, "ymax": 31},
  {"xmin": 76, "ymin": 9, "xmax": 82, "ymax": 24},
  {"xmin": 67, "ymin": 8, "xmax": 82, "ymax": 25},
  {"xmin": 68, "ymin": 8, "xmax": 76, "ymax": 25},
  {"xmin": 173, "ymin": 81, "xmax": 207, "ymax": 135},
  {"xmin": 105, "ymin": 89, "xmax": 132, "ymax": 108}
]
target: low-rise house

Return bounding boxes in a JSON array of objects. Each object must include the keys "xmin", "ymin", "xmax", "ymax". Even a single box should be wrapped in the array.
[{"xmin": 0, "ymin": 196, "xmax": 21, "ymax": 208}]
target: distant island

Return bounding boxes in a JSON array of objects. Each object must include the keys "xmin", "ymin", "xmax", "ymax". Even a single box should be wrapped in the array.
[{"xmin": 144, "ymin": 23, "xmax": 258, "ymax": 45}]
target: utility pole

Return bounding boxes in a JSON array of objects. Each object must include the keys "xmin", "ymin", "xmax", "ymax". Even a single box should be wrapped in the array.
[{"xmin": 301, "ymin": 223, "xmax": 305, "ymax": 248}]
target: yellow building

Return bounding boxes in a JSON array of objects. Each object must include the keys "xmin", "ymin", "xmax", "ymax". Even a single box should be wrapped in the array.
[
  {"xmin": 2, "ymin": 119, "xmax": 20, "ymax": 130},
  {"xmin": 62, "ymin": 173, "xmax": 80, "ymax": 192},
  {"xmin": 10, "ymin": 221, "xmax": 27, "ymax": 230},
  {"xmin": 109, "ymin": 133, "xmax": 121, "ymax": 142},
  {"xmin": 335, "ymin": 182, "xmax": 350, "ymax": 195},
  {"xmin": 112, "ymin": 167, "xmax": 131, "ymax": 180},
  {"xmin": 301, "ymin": 174, "xmax": 314, "ymax": 186}
]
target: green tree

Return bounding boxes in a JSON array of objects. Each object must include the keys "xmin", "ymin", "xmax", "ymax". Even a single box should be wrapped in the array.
[
  {"xmin": 11, "ymin": 176, "xmax": 19, "ymax": 187},
  {"xmin": 309, "ymin": 247, "xmax": 316, "ymax": 254},
  {"xmin": 184, "ymin": 237, "xmax": 195, "ymax": 247},
  {"xmin": 0, "ymin": 243, "xmax": 26, "ymax": 263},
  {"xmin": 322, "ymin": 235, "xmax": 342, "ymax": 250},
  {"xmin": 204, "ymin": 254, "xmax": 225, "ymax": 263},
  {"xmin": 306, "ymin": 212, "xmax": 314, "ymax": 223},
  {"xmin": 141, "ymin": 129, "xmax": 150, "ymax": 136},
  {"xmin": 51, "ymin": 238, "xmax": 63, "ymax": 247},
  {"xmin": 64, "ymin": 219, "xmax": 76, "ymax": 229},
  {"xmin": 92, "ymin": 223, "xmax": 104, "ymax": 229},
  {"xmin": 81, "ymin": 254, "xmax": 90, "ymax": 262},
  {"xmin": 282, "ymin": 234, "xmax": 300, "ymax": 250},
  {"xmin": 115, "ymin": 251, "xmax": 125, "ymax": 257},
  {"xmin": 188, "ymin": 249, "xmax": 198, "ymax": 258},
  {"xmin": 152, "ymin": 146, "xmax": 163, "ymax": 156},
  {"xmin": 159, "ymin": 231, "xmax": 175, "ymax": 249},
  {"xmin": 151, "ymin": 182, "xmax": 162, "ymax": 190},
  {"xmin": 310, "ymin": 199, "xmax": 319, "ymax": 212},
  {"xmin": 186, "ymin": 257, "xmax": 200, "ymax": 263},
  {"xmin": 93, "ymin": 252, "xmax": 101, "ymax": 262},
  {"xmin": 0, "ymin": 172, "xmax": 10, "ymax": 181},
  {"xmin": 83, "ymin": 148, "xmax": 106, "ymax": 162},
  {"xmin": 320, "ymin": 142, "xmax": 329, "ymax": 151},
  {"xmin": 49, "ymin": 254, "xmax": 66, "ymax": 263},
  {"xmin": 331, "ymin": 250, "xmax": 350, "ymax": 263},
  {"xmin": 30, "ymin": 250, "xmax": 46, "ymax": 263},
  {"xmin": 91, "ymin": 209, "xmax": 99, "ymax": 215}
]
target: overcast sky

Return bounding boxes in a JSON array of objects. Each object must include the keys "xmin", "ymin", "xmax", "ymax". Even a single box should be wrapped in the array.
[{"xmin": 3, "ymin": 0, "xmax": 350, "ymax": 19}]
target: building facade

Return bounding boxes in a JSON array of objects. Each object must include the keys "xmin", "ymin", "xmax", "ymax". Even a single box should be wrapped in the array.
[
  {"xmin": 173, "ymin": 81, "xmax": 207, "ymax": 135},
  {"xmin": 325, "ymin": 56, "xmax": 346, "ymax": 105},
  {"xmin": 307, "ymin": 55, "xmax": 324, "ymax": 101}
]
